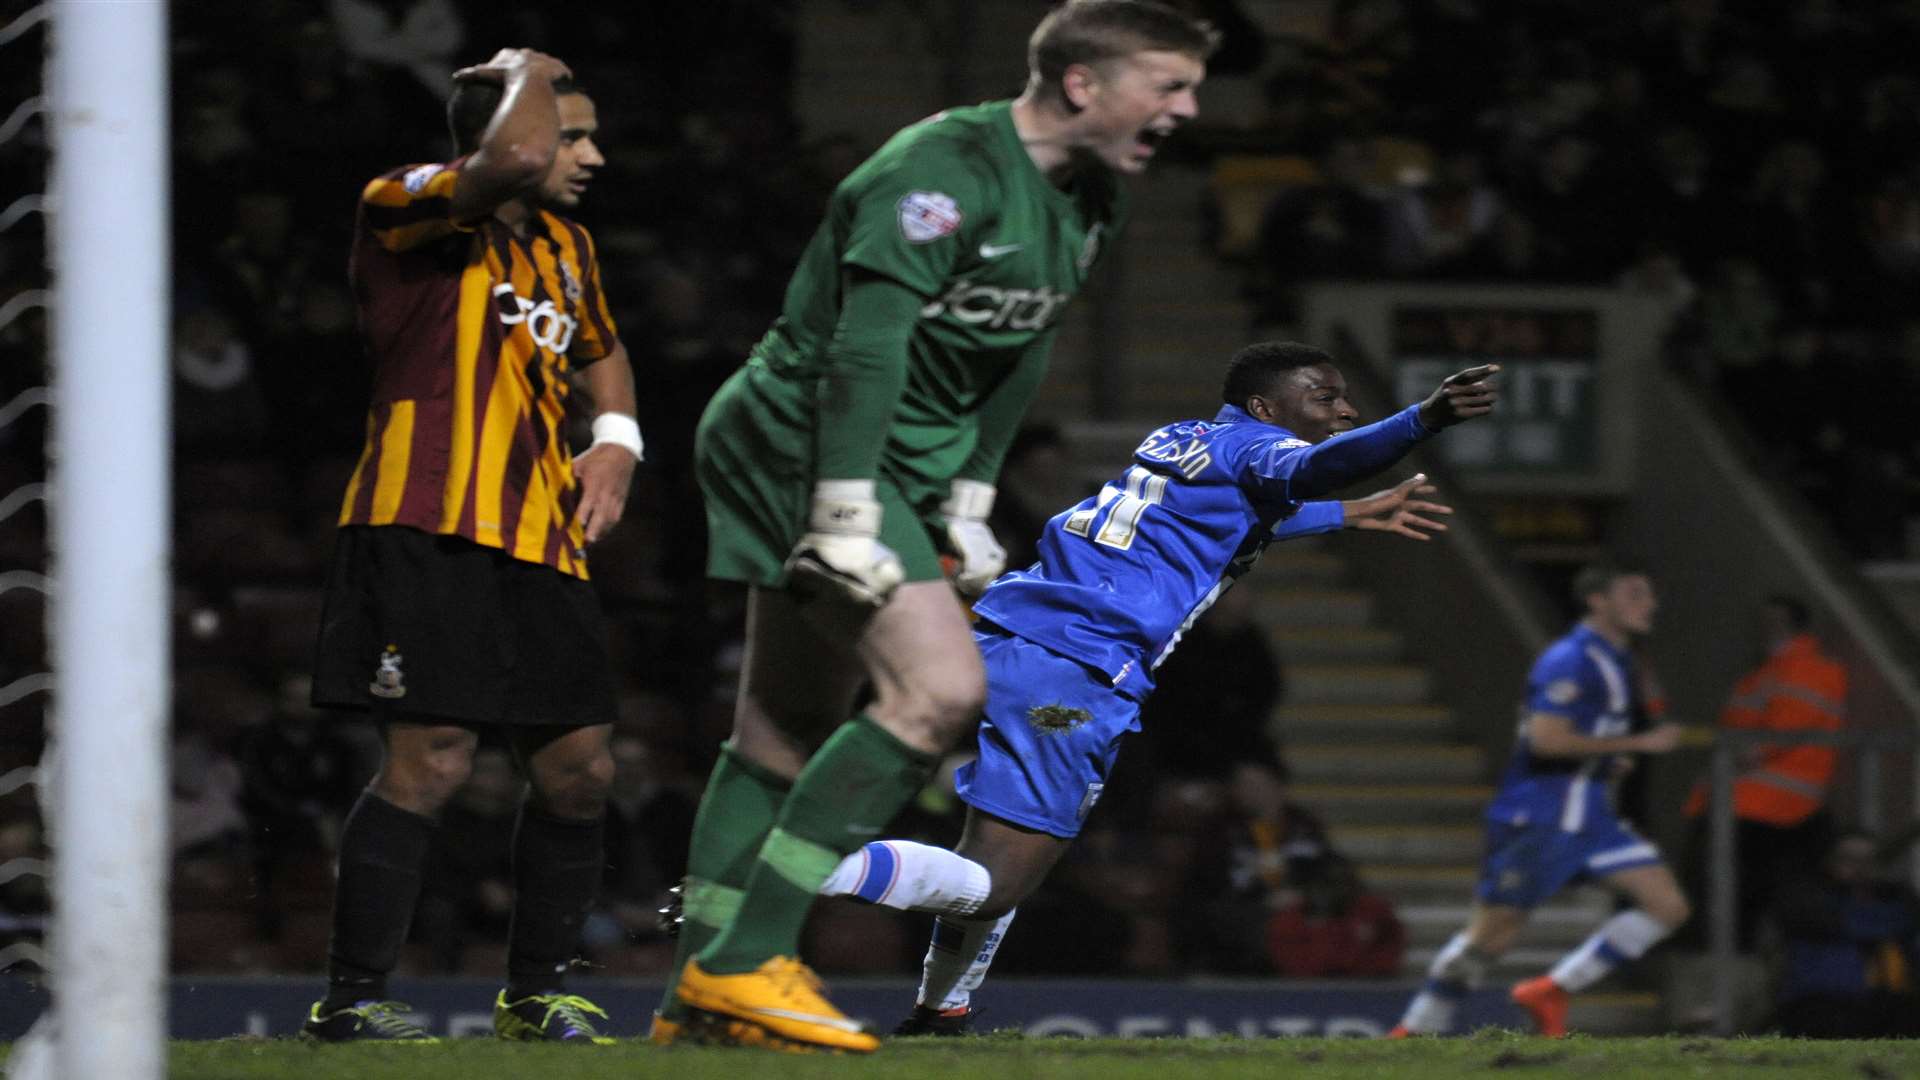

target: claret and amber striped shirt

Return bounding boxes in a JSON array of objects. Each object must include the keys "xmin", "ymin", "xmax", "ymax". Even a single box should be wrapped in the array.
[{"xmin": 340, "ymin": 158, "xmax": 620, "ymax": 579}]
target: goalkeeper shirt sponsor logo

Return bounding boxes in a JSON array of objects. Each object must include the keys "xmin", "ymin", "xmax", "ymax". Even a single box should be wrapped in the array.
[{"xmin": 920, "ymin": 280, "xmax": 1071, "ymax": 330}]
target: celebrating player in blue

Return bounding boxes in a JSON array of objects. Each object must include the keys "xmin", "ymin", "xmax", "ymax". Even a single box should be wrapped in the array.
[
  {"xmin": 803, "ymin": 340, "xmax": 1497, "ymax": 1031},
  {"xmin": 1390, "ymin": 561, "xmax": 1689, "ymax": 1038}
]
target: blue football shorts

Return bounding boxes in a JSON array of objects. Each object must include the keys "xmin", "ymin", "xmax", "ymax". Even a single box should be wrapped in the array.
[
  {"xmin": 1475, "ymin": 815, "xmax": 1666, "ymax": 909},
  {"xmin": 953, "ymin": 625, "xmax": 1141, "ymax": 839}
]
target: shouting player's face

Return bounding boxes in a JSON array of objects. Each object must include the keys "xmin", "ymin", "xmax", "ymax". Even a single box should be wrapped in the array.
[
  {"xmin": 1259, "ymin": 363, "xmax": 1360, "ymax": 444},
  {"xmin": 537, "ymin": 93, "xmax": 605, "ymax": 209},
  {"xmin": 1067, "ymin": 50, "xmax": 1204, "ymax": 174}
]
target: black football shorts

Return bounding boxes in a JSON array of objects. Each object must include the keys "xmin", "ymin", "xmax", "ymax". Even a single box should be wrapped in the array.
[{"xmin": 312, "ymin": 525, "xmax": 617, "ymax": 727}]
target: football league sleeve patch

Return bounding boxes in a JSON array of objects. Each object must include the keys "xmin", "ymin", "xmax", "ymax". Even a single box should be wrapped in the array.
[
  {"xmin": 361, "ymin": 159, "xmax": 468, "ymax": 253},
  {"xmin": 1525, "ymin": 647, "xmax": 1588, "ymax": 715},
  {"xmin": 839, "ymin": 149, "xmax": 985, "ymax": 298}
]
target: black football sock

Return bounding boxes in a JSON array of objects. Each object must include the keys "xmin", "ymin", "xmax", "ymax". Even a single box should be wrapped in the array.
[
  {"xmin": 504, "ymin": 804, "xmax": 606, "ymax": 1001},
  {"xmin": 323, "ymin": 791, "xmax": 436, "ymax": 1010}
]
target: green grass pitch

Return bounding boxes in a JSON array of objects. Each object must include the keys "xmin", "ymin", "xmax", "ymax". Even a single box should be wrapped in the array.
[{"xmin": 6, "ymin": 1032, "xmax": 1916, "ymax": 1079}]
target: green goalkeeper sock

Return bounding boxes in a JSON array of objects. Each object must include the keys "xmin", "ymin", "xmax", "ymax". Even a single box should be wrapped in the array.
[
  {"xmin": 657, "ymin": 743, "xmax": 791, "ymax": 1022},
  {"xmin": 696, "ymin": 714, "xmax": 938, "ymax": 975}
]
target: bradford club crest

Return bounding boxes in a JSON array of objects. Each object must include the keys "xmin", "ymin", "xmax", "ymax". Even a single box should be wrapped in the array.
[
  {"xmin": 558, "ymin": 259, "xmax": 583, "ymax": 301},
  {"xmin": 369, "ymin": 644, "xmax": 407, "ymax": 699}
]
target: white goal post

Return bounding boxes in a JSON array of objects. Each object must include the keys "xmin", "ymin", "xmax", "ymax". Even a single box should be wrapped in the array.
[{"xmin": 13, "ymin": 3, "xmax": 172, "ymax": 1079}]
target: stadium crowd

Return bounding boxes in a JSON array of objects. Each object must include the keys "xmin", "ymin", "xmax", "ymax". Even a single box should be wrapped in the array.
[
  {"xmin": 1215, "ymin": 0, "xmax": 1920, "ymax": 559},
  {"xmin": 0, "ymin": 0, "xmax": 1914, "ymax": 1029}
]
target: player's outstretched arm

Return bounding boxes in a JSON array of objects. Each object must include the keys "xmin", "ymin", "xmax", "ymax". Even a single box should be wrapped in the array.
[
  {"xmin": 448, "ymin": 48, "xmax": 571, "ymax": 221},
  {"xmin": 1343, "ymin": 474, "xmax": 1452, "ymax": 541},
  {"xmin": 1252, "ymin": 365, "xmax": 1498, "ymax": 504}
]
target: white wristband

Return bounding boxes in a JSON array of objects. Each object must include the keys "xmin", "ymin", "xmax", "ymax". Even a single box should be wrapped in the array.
[
  {"xmin": 814, "ymin": 479, "xmax": 876, "ymax": 503},
  {"xmin": 809, "ymin": 479, "xmax": 882, "ymax": 536},
  {"xmin": 589, "ymin": 412, "xmax": 644, "ymax": 461},
  {"xmin": 941, "ymin": 478, "xmax": 996, "ymax": 520}
]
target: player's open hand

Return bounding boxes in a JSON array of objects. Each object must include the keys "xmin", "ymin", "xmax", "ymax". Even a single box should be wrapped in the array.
[
  {"xmin": 452, "ymin": 48, "xmax": 571, "ymax": 87},
  {"xmin": 1417, "ymin": 364, "xmax": 1500, "ymax": 429},
  {"xmin": 1344, "ymin": 473, "xmax": 1452, "ymax": 541},
  {"xmin": 572, "ymin": 442, "xmax": 635, "ymax": 544}
]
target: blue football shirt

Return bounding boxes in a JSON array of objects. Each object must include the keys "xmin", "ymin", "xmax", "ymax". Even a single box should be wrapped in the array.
[
  {"xmin": 1485, "ymin": 623, "xmax": 1639, "ymax": 833},
  {"xmin": 972, "ymin": 402, "xmax": 1435, "ymax": 700}
]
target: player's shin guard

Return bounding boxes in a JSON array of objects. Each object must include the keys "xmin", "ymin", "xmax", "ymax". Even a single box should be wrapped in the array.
[
  {"xmin": 1397, "ymin": 931, "xmax": 1491, "ymax": 1034},
  {"xmin": 323, "ymin": 792, "xmax": 436, "ymax": 1008},
  {"xmin": 658, "ymin": 744, "xmax": 792, "ymax": 1022},
  {"xmin": 1548, "ymin": 909, "xmax": 1670, "ymax": 992},
  {"xmin": 505, "ymin": 805, "xmax": 604, "ymax": 1000},
  {"xmin": 820, "ymin": 840, "xmax": 991, "ymax": 916},
  {"xmin": 917, "ymin": 909, "xmax": 1017, "ymax": 1012}
]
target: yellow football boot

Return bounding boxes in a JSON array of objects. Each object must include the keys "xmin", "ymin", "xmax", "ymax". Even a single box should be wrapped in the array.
[{"xmin": 675, "ymin": 956, "xmax": 879, "ymax": 1053}]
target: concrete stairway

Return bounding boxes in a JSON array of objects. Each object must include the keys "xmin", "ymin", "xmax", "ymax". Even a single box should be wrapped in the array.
[{"xmin": 1235, "ymin": 545, "xmax": 1602, "ymax": 970}]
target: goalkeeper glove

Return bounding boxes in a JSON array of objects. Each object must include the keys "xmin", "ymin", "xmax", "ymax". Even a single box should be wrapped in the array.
[
  {"xmin": 938, "ymin": 479, "xmax": 1005, "ymax": 596},
  {"xmin": 784, "ymin": 480, "xmax": 905, "ymax": 608}
]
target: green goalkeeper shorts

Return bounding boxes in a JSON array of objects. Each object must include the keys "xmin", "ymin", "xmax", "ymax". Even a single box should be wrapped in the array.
[{"xmin": 695, "ymin": 364, "xmax": 946, "ymax": 588}]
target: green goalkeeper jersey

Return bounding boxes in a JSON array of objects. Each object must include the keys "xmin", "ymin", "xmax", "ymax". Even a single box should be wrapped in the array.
[{"xmin": 744, "ymin": 99, "xmax": 1127, "ymax": 503}]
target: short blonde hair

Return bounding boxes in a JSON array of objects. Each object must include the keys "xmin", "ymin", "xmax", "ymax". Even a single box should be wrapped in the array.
[{"xmin": 1027, "ymin": 1, "xmax": 1219, "ymax": 90}]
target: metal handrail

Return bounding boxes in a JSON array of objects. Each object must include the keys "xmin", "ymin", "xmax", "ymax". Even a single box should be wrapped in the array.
[{"xmin": 1703, "ymin": 726, "xmax": 1920, "ymax": 1035}]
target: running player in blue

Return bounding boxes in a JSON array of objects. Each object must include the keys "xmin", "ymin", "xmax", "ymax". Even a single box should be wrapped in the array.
[
  {"xmin": 805, "ymin": 341, "xmax": 1498, "ymax": 1031},
  {"xmin": 1390, "ymin": 561, "xmax": 1689, "ymax": 1038}
]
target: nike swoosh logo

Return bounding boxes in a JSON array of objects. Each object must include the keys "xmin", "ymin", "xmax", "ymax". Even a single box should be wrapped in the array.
[
  {"xmin": 979, "ymin": 242, "xmax": 1023, "ymax": 258},
  {"xmin": 747, "ymin": 1006, "xmax": 868, "ymax": 1033}
]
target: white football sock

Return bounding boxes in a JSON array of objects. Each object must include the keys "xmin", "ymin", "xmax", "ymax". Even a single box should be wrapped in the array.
[
  {"xmin": 1549, "ymin": 909, "xmax": 1669, "ymax": 992},
  {"xmin": 818, "ymin": 839, "xmax": 991, "ymax": 916},
  {"xmin": 917, "ymin": 909, "xmax": 1017, "ymax": 1012},
  {"xmin": 1398, "ymin": 931, "xmax": 1490, "ymax": 1034}
]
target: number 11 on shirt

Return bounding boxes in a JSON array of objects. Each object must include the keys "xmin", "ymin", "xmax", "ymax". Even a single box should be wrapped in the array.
[{"xmin": 1063, "ymin": 465, "xmax": 1168, "ymax": 550}]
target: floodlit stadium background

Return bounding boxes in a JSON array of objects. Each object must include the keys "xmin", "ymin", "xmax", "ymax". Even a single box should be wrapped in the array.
[{"xmin": 2, "ymin": 2, "xmax": 1919, "ymax": 1075}]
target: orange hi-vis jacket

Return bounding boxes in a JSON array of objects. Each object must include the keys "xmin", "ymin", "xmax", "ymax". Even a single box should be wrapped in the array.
[{"xmin": 1685, "ymin": 634, "xmax": 1849, "ymax": 826}]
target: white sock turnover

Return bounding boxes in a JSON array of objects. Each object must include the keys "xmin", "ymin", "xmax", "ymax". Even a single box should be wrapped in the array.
[
  {"xmin": 818, "ymin": 839, "xmax": 992, "ymax": 916},
  {"xmin": 1549, "ymin": 909, "xmax": 1670, "ymax": 992}
]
